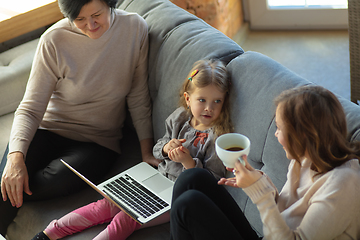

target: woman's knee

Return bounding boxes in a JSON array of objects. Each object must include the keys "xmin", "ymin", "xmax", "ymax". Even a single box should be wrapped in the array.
[
  {"xmin": 175, "ymin": 168, "xmax": 213, "ymax": 189},
  {"xmin": 178, "ymin": 168, "xmax": 212, "ymax": 182},
  {"xmin": 173, "ymin": 168, "xmax": 217, "ymax": 199},
  {"xmin": 171, "ymin": 189, "xmax": 206, "ymax": 219}
]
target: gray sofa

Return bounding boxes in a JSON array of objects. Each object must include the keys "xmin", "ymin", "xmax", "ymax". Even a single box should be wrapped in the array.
[{"xmin": 2, "ymin": 0, "xmax": 360, "ymax": 239}]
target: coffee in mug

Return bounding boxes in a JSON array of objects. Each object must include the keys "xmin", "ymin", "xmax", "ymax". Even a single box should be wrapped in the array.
[{"xmin": 225, "ymin": 146, "xmax": 244, "ymax": 151}]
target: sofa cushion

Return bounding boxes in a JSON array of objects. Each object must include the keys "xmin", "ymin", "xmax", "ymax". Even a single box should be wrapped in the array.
[
  {"xmin": 118, "ymin": 0, "xmax": 244, "ymax": 141},
  {"xmin": 0, "ymin": 39, "xmax": 39, "ymax": 117}
]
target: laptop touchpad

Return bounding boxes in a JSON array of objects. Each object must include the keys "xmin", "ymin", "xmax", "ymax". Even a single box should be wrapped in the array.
[{"xmin": 142, "ymin": 173, "xmax": 173, "ymax": 194}]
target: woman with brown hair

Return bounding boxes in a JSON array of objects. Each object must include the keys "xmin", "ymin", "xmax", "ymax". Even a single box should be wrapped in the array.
[{"xmin": 170, "ymin": 85, "xmax": 360, "ymax": 240}]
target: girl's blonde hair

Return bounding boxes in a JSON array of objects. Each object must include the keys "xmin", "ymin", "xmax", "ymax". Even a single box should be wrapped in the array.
[
  {"xmin": 179, "ymin": 59, "xmax": 233, "ymax": 137},
  {"xmin": 275, "ymin": 85, "xmax": 360, "ymax": 175}
]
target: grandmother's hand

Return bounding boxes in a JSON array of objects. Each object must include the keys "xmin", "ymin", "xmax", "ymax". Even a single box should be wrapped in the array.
[
  {"xmin": 140, "ymin": 138, "xmax": 162, "ymax": 167},
  {"xmin": 1, "ymin": 152, "xmax": 32, "ymax": 208},
  {"xmin": 143, "ymin": 154, "xmax": 162, "ymax": 167}
]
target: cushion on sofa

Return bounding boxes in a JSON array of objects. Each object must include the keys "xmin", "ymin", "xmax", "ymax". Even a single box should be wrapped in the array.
[{"xmin": 0, "ymin": 39, "xmax": 39, "ymax": 117}]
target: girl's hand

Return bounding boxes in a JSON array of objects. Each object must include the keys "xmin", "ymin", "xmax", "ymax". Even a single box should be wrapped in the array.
[
  {"xmin": 218, "ymin": 155, "xmax": 262, "ymax": 189},
  {"xmin": 168, "ymin": 146, "xmax": 195, "ymax": 169},
  {"xmin": 163, "ymin": 139, "xmax": 186, "ymax": 155}
]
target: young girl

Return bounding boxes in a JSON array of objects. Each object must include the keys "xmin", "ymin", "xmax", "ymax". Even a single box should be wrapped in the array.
[
  {"xmin": 170, "ymin": 85, "xmax": 360, "ymax": 240},
  {"xmin": 31, "ymin": 59, "xmax": 232, "ymax": 240},
  {"xmin": 153, "ymin": 59, "xmax": 233, "ymax": 181}
]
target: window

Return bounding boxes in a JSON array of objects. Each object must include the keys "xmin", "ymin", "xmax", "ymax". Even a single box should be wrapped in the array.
[
  {"xmin": 268, "ymin": 0, "xmax": 348, "ymax": 9},
  {"xmin": 0, "ymin": 0, "xmax": 55, "ymax": 21},
  {"xmin": 246, "ymin": 0, "xmax": 348, "ymax": 29},
  {"xmin": 0, "ymin": 0, "xmax": 63, "ymax": 43}
]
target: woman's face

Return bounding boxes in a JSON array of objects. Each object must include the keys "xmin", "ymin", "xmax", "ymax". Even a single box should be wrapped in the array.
[
  {"xmin": 275, "ymin": 105, "xmax": 293, "ymax": 160},
  {"xmin": 73, "ymin": 0, "xmax": 111, "ymax": 39}
]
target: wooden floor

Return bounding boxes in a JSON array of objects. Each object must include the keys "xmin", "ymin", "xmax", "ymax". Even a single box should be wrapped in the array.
[{"xmin": 233, "ymin": 29, "xmax": 350, "ymax": 100}]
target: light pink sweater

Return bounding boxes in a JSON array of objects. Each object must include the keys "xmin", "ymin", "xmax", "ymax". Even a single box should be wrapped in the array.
[
  {"xmin": 9, "ymin": 10, "xmax": 152, "ymax": 155},
  {"xmin": 244, "ymin": 158, "xmax": 360, "ymax": 240}
]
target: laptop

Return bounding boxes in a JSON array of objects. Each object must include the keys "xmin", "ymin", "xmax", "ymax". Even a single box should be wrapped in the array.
[{"xmin": 61, "ymin": 159, "xmax": 174, "ymax": 225}]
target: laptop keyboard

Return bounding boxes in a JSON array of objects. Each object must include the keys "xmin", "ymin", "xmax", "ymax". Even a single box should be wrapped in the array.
[{"xmin": 103, "ymin": 174, "xmax": 169, "ymax": 218}]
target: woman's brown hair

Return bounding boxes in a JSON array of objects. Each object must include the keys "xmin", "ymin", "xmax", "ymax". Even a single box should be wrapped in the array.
[
  {"xmin": 179, "ymin": 59, "xmax": 233, "ymax": 137},
  {"xmin": 275, "ymin": 85, "xmax": 360, "ymax": 175}
]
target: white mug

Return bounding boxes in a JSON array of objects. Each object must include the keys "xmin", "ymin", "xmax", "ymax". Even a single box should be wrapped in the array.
[{"xmin": 215, "ymin": 133, "xmax": 250, "ymax": 168}]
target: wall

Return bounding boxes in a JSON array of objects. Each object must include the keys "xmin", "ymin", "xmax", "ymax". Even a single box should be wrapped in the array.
[{"xmin": 170, "ymin": 0, "xmax": 244, "ymax": 38}]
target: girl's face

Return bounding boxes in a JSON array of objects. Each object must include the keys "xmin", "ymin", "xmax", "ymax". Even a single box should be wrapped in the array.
[
  {"xmin": 275, "ymin": 105, "xmax": 293, "ymax": 160},
  {"xmin": 73, "ymin": 0, "xmax": 111, "ymax": 39},
  {"xmin": 185, "ymin": 84, "xmax": 225, "ymax": 131}
]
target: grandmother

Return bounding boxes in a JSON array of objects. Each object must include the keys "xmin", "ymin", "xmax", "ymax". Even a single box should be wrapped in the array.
[{"xmin": 0, "ymin": 0, "xmax": 159, "ymax": 235}]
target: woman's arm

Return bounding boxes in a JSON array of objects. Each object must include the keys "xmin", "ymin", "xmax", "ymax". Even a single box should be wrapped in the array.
[
  {"xmin": 126, "ymin": 18, "xmax": 153, "ymax": 143},
  {"xmin": 9, "ymin": 38, "xmax": 58, "ymax": 156},
  {"xmin": 243, "ymin": 160, "xmax": 360, "ymax": 240},
  {"xmin": 244, "ymin": 176, "xmax": 293, "ymax": 240},
  {"xmin": 3, "ymin": 37, "xmax": 58, "ymax": 208}
]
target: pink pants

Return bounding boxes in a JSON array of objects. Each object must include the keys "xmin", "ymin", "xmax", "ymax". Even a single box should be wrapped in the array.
[{"xmin": 45, "ymin": 198, "xmax": 141, "ymax": 240}]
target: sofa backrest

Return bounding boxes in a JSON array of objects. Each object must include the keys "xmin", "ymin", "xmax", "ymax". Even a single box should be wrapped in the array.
[
  {"xmin": 118, "ymin": 0, "xmax": 244, "ymax": 141},
  {"xmin": 227, "ymin": 51, "xmax": 310, "ymax": 187}
]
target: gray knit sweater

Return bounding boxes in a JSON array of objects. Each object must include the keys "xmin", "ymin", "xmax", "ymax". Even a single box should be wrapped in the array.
[{"xmin": 153, "ymin": 107, "xmax": 226, "ymax": 181}]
